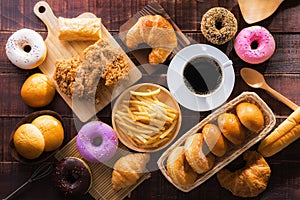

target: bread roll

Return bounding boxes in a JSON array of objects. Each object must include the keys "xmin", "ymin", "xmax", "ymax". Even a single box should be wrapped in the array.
[
  {"xmin": 236, "ymin": 102, "xmax": 264, "ymax": 133},
  {"xmin": 58, "ymin": 17, "xmax": 102, "ymax": 41},
  {"xmin": 184, "ymin": 134, "xmax": 215, "ymax": 174},
  {"xmin": 21, "ymin": 73, "xmax": 56, "ymax": 108},
  {"xmin": 202, "ymin": 124, "xmax": 228, "ymax": 157},
  {"xmin": 218, "ymin": 113, "xmax": 245, "ymax": 145},
  {"xmin": 13, "ymin": 123, "xmax": 45, "ymax": 159},
  {"xmin": 258, "ymin": 107, "xmax": 300, "ymax": 157},
  {"xmin": 32, "ymin": 115, "xmax": 64, "ymax": 152},
  {"xmin": 166, "ymin": 147, "xmax": 197, "ymax": 187}
]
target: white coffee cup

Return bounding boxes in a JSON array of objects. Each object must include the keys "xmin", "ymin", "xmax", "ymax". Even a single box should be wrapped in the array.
[{"xmin": 167, "ymin": 44, "xmax": 235, "ymax": 111}]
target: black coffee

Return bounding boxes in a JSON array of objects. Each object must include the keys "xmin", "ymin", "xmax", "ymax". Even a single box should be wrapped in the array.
[{"xmin": 183, "ymin": 56, "xmax": 222, "ymax": 95}]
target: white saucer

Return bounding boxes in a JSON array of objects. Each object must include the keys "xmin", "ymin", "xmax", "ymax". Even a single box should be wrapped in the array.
[{"xmin": 167, "ymin": 44, "xmax": 235, "ymax": 111}]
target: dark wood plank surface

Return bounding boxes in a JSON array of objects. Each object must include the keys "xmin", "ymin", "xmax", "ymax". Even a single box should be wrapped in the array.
[{"xmin": 1, "ymin": 0, "xmax": 300, "ymax": 199}]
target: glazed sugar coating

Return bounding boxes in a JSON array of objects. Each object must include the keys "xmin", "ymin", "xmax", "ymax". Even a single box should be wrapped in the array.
[
  {"xmin": 76, "ymin": 121, "xmax": 118, "ymax": 163},
  {"xmin": 6, "ymin": 28, "xmax": 47, "ymax": 69},
  {"xmin": 201, "ymin": 7, "xmax": 238, "ymax": 45},
  {"xmin": 234, "ymin": 26, "xmax": 276, "ymax": 64}
]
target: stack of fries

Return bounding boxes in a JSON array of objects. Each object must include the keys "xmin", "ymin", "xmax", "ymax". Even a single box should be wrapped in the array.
[{"xmin": 114, "ymin": 88, "xmax": 179, "ymax": 149}]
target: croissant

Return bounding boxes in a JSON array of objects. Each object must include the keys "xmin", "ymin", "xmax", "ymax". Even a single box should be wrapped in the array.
[
  {"xmin": 126, "ymin": 15, "xmax": 177, "ymax": 65},
  {"xmin": 217, "ymin": 151, "xmax": 271, "ymax": 197},
  {"xmin": 111, "ymin": 153, "xmax": 150, "ymax": 190}
]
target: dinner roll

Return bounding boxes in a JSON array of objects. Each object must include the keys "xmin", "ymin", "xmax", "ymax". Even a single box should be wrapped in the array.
[
  {"xmin": 13, "ymin": 123, "xmax": 45, "ymax": 159},
  {"xmin": 21, "ymin": 73, "xmax": 56, "ymax": 107},
  {"xmin": 236, "ymin": 102, "xmax": 265, "ymax": 133},
  {"xmin": 202, "ymin": 123, "xmax": 228, "ymax": 157},
  {"xmin": 218, "ymin": 113, "xmax": 245, "ymax": 145},
  {"xmin": 32, "ymin": 115, "xmax": 64, "ymax": 152}
]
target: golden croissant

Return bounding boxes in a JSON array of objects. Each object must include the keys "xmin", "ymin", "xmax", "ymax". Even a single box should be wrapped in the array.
[
  {"xmin": 126, "ymin": 15, "xmax": 177, "ymax": 65},
  {"xmin": 112, "ymin": 153, "xmax": 150, "ymax": 190},
  {"xmin": 217, "ymin": 151, "xmax": 271, "ymax": 197}
]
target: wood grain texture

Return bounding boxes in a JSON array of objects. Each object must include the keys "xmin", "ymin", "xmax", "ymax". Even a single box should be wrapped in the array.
[
  {"xmin": 55, "ymin": 137, "xmax": 151, "ymax": 200},
  {"xmin": 1, "ymin": 0, "xmax": 300, "ymax": 200},
  {"xmin": 33, "ymin": 1, "xmax": 142, "ymax": 122}
]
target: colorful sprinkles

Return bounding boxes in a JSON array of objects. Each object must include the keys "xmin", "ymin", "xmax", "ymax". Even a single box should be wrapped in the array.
[
  {"xmin": 234, "ymin": 26, "xmax": 276, "ymax": 64},
  {"xmin": 5, "ymin": 28, "xmax": 46, "ymax": 69}
]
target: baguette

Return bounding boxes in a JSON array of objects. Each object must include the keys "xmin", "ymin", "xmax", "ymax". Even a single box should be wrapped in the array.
[
  {"xmin": 258, "ymin": 107, "xmax": 300, "ymax": 157},
  {"xmin": 58, "ymin": 17, "xmax": 102, "ymax": 41}
]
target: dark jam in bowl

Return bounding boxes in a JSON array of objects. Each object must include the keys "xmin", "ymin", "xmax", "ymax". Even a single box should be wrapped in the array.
[{"xmin": 183, "ymin": 56, "xmax": 223, "ymax": 95}]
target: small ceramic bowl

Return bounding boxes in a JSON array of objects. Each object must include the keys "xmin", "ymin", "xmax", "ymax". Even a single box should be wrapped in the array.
[
  {"xmin": 112, "ymin": 83, "xmax": 182, "ymax": 152},
  {"xmin": 9, "ymin": 110, "xmax": 65, "ymax": 165}
]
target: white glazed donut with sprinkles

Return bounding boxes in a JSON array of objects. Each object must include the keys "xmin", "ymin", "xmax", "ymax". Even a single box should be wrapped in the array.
[{"xmin": 6, "ymin": 28, "xmax": 47, "ymax": 70}]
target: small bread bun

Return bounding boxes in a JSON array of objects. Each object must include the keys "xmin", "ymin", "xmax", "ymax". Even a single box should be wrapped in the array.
[
  {"xmin": 236, "ymin": 102, "xmax": 264, "ymax": 133},
  {"xmin": 258, "ymin": 107, "xmax": 300, "ymax": 157},
  {"xmin": 202, "ymin": 124, "xmax": 228, "ymax": 157},
  {"xmin": 13, "ymin": 123, "xmax": 45, "ymax": 159},
  {"xmin": 166, "ymin": 146, "xmax": 197, "ymax": 186},
  {"xmin": 21, "ymin": 73, "xmax": 56, "ymax": 107},
  {"xmin": 184, "ymin": 133, "xmax": 215, "ymax": 174},
  {"xmin": 218, "ymin": 113, "xmax": 245, "ymax": 145},
  {"xmin": 32, "ymin": 115, "xmax": 64, "ymax": 152}
]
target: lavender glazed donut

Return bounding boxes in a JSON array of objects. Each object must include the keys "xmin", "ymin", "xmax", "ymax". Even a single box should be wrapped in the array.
[
  {"xmin": 234, "ymin": 26, "xmax": 275, "ymax": 64},
  {"xmin": 76, "ymin": 121, "xmax": 118, "ymax": 163}
]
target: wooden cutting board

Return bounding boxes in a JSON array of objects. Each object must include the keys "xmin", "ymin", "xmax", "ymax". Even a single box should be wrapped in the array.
[{"xmin": 33, "ymin": 1, "xmax": 142, "ymax": 122}]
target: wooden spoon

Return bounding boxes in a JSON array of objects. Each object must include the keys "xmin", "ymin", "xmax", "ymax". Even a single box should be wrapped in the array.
[
  {"xmin": 238, "ymin": 0, "xmax": 284, "ymax": 24},
  {"xmin": 240, "ymin": 68, "xmax": 298, "ymax": 110}
]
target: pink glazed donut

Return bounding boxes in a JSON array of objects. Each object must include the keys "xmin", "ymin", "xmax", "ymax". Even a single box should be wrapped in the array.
[
  {"xmin": 76, "ymin": 121, "xmax": 118, "ymax": 163},
  {"xmin": 234, "ymin": 26, "xmax": 275, "ymax": 64}
]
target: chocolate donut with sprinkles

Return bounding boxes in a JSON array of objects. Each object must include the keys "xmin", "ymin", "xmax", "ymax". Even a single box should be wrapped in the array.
[{"xmin": 53, "ymin": 157, "xmax": 92, "ymax": 196}]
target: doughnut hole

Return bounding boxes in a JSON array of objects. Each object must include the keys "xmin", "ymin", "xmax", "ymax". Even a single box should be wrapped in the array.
[
  {"xmin": 23, "ymin": 45, "xmax": 32, "ymax": 53},
  {"xmin": 215, "ymin": 18, "xmax": 223, "ymax": 30},
  {"xmin": 251, "ymin": 40, "xmax": 259, "ymax": 49},
  {"xmin": 93, "ymin": 137, "xmax": 103, "ymax": 146}
]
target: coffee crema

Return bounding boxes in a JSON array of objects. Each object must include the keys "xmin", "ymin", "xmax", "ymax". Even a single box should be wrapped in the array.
[{"xmin": 183, "ymin": 56, "xmax": 223, "ymax": 95}]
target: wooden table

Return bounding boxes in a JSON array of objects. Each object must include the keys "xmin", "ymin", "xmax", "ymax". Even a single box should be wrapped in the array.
[{"xmin": 1, "ymin": 0, "xmax": 300, "ymax": 199}]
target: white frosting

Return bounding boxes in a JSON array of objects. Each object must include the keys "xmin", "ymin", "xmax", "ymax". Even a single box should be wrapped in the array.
[{"xmin": 6, "ymin": 28, "xmax": 46, "ymax": 69}]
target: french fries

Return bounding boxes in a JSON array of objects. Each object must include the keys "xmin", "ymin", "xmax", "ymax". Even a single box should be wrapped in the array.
[{"xmin": 115, "ymin": 88, "xmax": 179, "ymax": 149}]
